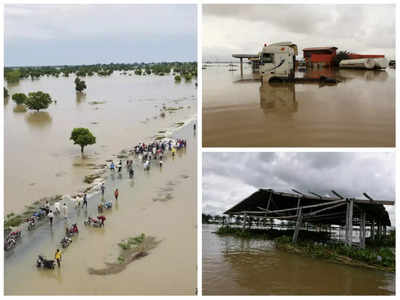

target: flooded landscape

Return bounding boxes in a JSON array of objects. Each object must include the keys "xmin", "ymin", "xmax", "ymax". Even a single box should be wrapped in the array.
[
  {"xmin": 202, "ymin": 64, "xmax": 395, "ymax": 147},
  {"xmin": 5, "ymin": 117, "xmax": 197, "ymax": 295},
  {"xmin": 5, "ymin": 72, "xmax": 196, "ymax": 214},
  {"xmin": 203, "ymin": 224, "xmax": 394, "ymax": 295}
]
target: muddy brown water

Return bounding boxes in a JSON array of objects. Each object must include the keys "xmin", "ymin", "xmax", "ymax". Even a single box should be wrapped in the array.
[
  {"xmin": 202, "ymin": 225, "xmax": 394, "ymax": 295},
  {"xmin": 4, "ymin": 74, "xmax": 197, "ymax": 295},
  {"xmin": 4, "ymin": 72, "xmax": 196, "ymax": 214},
  {"xmin": 202, "ymin": 64, "xmax": 395, "ymax": 147}
]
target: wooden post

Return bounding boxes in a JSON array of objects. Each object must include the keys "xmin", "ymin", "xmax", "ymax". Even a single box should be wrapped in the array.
[
  {"xmin": 292, "ymin": 207, "xmax": 303, "ymax": 243},
  {"xmin": 240, "ymin": 58, "xmax": 243, "ymax": 76},
  {"xmin": 360, "ymin": 209, "xmax": 366, "ymax": 249}
]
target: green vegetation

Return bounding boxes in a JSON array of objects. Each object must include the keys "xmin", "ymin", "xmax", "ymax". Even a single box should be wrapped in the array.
[
  {"xmin": 4, "ymin": 62, "xmax": 197, "ymax": 83},
  {"xmin": 83, "ymin": 173, "xmax": 101, "ymax": 184},
  {"xmin": 11, "ymin": 93, "xmax": 28, "ymax": 105},
  {"xmin": 216, "ymin": 226, "xmax": 395, "ymax": 272},
  {"xmin": 174, "ymin": 75, "xmax": 181, "ymax": 82},
  {"xmin": 5, "ymin": 69, "xmax": 21, "ymax": 83},
  {"xmin": 75, "ymin": 77, "xmax": 87, "ymax": 92},
  {"xmin": 275, "ymin": 236, "xmax": 395, "ymax": 272},
  {"xmin": 25, "ymin": 91, "xmax": 53, "ymax": 111},
  {"xmin": 4, "ymin": 87, "xmax": 9, "ymax": 97},
  {"xmin": 118, "ymin": 233, "xmax": 146, "ymax": 250},
  {"xmin": 70, "ymin": 127, "xmax": 96, "ymax": 153}
]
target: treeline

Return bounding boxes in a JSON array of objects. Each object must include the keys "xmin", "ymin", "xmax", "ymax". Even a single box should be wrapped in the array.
[{"xmin": 4, "ymin": 62, "xmax": 197, "ymax": 83}]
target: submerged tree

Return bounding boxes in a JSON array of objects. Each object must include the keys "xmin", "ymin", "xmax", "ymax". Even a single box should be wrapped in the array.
[
  {"xmin": 333, "ymin": 50, "xmax": 351, "ymax": 67},
  {"xmin": 70, "ymin": 127, "xmax": 96, "ymax": 153},
  {"xmin": 25, "ymin": 91, "xmax": 53, "ymax": 111},
  {"xmin": 74, "ymin": 77, "xmax": 87, "ymax": 92},
  {"xmin": 5, "ymin": 69, "xmax": 21, "ymax": 83},
  {"xmin": 11, "ymin": 93, "xmax": 28, "ymax": 105}
]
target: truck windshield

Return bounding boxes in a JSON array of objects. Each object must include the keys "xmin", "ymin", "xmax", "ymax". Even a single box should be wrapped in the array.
[{"xmin": 262, "ymin": 53, "xmax": 274, "ymax": 63}]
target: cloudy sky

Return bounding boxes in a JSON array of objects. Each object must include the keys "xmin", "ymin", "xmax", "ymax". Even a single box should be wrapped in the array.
[
  {"xmin": 203, "ymin": 4, "xmax": 395, "ymax": 61},
  {"xmin": 203, "ymin": 152, "xmax": 395, "ymax": 225},
  {"xmin": 5, "ymin": 4, "xmax": 197, "ymax": 66}
]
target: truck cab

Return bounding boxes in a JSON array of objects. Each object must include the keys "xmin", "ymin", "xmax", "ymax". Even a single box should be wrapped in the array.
[{"xmin": 259, "ymin": 42, "xmax": 298, "ymax": 83}]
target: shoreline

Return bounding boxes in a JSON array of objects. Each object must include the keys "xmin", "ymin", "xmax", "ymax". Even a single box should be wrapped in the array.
[
  {"xmin": 212, "ymin": 226, "xmax": 395, "ymax": 274},
  {"xmin": 5, "ymin": 114, "xmax": 196, "ymax": 236}
]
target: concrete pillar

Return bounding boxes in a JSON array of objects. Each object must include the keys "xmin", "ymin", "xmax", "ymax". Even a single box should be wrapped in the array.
[
  {"xmin": 371, "ymin": 220, "xmax": 375, "ymax": 240},
  {"xmin": 346, "ymin": 199, "xmax": 354, "ymax": 246},
  {"xmin": 377, "ymin": 223, "xmax": 382, "ymax": 239},
  {"xmin": 359, "ymin": 210, "xmax": 366, "ymax": 249},
  {"xmin": 292, "ymin": 207, "xmax": 303, "ymax": 243},
  {"xmin": 242, "ymin": 213, "xmax": 247, "ymax": 231}
]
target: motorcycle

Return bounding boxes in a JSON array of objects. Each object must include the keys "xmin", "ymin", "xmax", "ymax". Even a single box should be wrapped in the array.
[
  {"xmin": 84, "ymin": 216, "xmax": 105, "ymax": 227},
  {"xmin": 65, "ymin": 224, "xmax": 79, "ymax": 237},
  {"xmin": 7, "ymin": 230, "xmax": 22, "ymax": 241},
  {"xmin": 36, "ymin": 255, "xmax": 55, "ymax": 269},
  {"xmin": 60, "ymin": 237, "xmax": 72, "ymax": 248},
  {"xmin": 26, "ymin": 217, "xmax": 38, "ymax": 231},
  {"xmin": 4, "ymin": 237, "xmax": 16, "ymax": 251}
]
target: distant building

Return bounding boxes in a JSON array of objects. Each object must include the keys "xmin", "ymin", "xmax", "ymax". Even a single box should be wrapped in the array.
[{"xmin": 303, "ymin": 47, "xmax": 338, "ymax": 68}]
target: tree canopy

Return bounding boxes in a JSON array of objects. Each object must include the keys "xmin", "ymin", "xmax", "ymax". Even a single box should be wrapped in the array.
[
  {"xmin": 74, "ymin": 77, "xmax": 87, "ymax": 92},
  {"xmin": 70, "ymin": 127, "xmax": 96, "ymax": 153},
  {"xmin": 25, "ymin": 91, "xmax": 53, "ymax": 111},
  {"xmin": 11, "ymin": 93, "xmax": 28, "ymax": 105}
]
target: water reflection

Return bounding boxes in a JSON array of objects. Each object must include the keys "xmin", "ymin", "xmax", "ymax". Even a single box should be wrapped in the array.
[
  {"xmin": 338, "ymin": 69, "xmax": 389, "ymax": 81},
  {"xmin": 25, "ymin": 111, "xmax": 52, "ymax": 128},
  {"xmin": 259, "ymin": 83, "xmax": 297, "ymax": 113},
  {"xmin": 13, "ymin": 104, "xmax": 27, "ymax": 113},
  {"xmin": 76, "ymin": 92, "xmax": 86, "ymax": 104}
]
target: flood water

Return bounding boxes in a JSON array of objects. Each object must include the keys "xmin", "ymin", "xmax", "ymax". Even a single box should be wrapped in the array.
[
  {"xmin": 202, "ymin": 64, "xmax": 395, "ymax": 147},
  {"xmin": 5, "ymin": 123, "xmax": 197, "ymax": 295},
  {"xmin": 4, "ymin": 72, "xmax": 196, "ymax": 214},
  {"xmin": 202, "ymin": 224, "xmax": 394, "ymax": 295}
]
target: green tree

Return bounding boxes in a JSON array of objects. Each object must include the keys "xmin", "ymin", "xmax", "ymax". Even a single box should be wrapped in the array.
[
  {"xmin": 70, "ymin": 128, "xmax": 96, "ymax": 153},
  {"xmin": 174, "ymin": 75, "xmax": 181, "ymax": 82},
  {"xmin": 5, "ymin": 69, "xmax": 21, "ymax": 83},
  {"xmin": 333, "ymin": 50, "xmax": 351, "ymax": 67},
  {"xmin": 25, "ymin": 91, "xmax": 53, "ymax": 111},
  {"xmin": 4, "ymin": 87, "xmax": 9, "ymax": 98},
  {"xmin": 11, "ymin": 93, "xmax": 28, "ymax": 105},
  {"xmin": 74, "ymin": 77, "xmax": 87, "ymax": 92}
]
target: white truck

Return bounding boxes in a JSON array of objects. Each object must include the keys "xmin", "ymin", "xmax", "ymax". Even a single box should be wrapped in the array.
[{"xmin": 259, "ymin": 42, "xmax": 298, "ymax": 83}]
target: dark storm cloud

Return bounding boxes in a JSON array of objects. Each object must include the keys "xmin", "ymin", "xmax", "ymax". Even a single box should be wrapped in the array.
[
  {"xmin": 202, "ymin": 152, "xmax": 395, "ymax": 224},
  {"xmin": 203, "ymin": 4, "xmax": 395, "ymax": 60}
]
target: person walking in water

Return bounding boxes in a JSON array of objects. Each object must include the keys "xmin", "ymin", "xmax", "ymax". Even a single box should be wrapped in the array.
[
  {"xmin": 54, "ymin": 201, "xmax": 61, "ymax": 215},
  {"xmin": 101, "ymin": 183, "xmax": 105, "ymax": 196},
  {"xmin": 62, "ymin": 203, "xmax": 68, "ymax": 219},
  {"xmin": 110, "ymin": 161, "xmax": 115, "ymax": 171},
  {"xmin": 48, "ymin": 210, "xmax": 54, "ymax": 226},
  {"xmin": 83, "ymin": 193, "xmax": 88, "ymax": 208},
  {"xmin": 55, "ymin": 249, "xmax": 62, "ymax": 268},
  {"xmin": 114, "ymin": 188, "xmax": 119, "ymax": 201}
]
